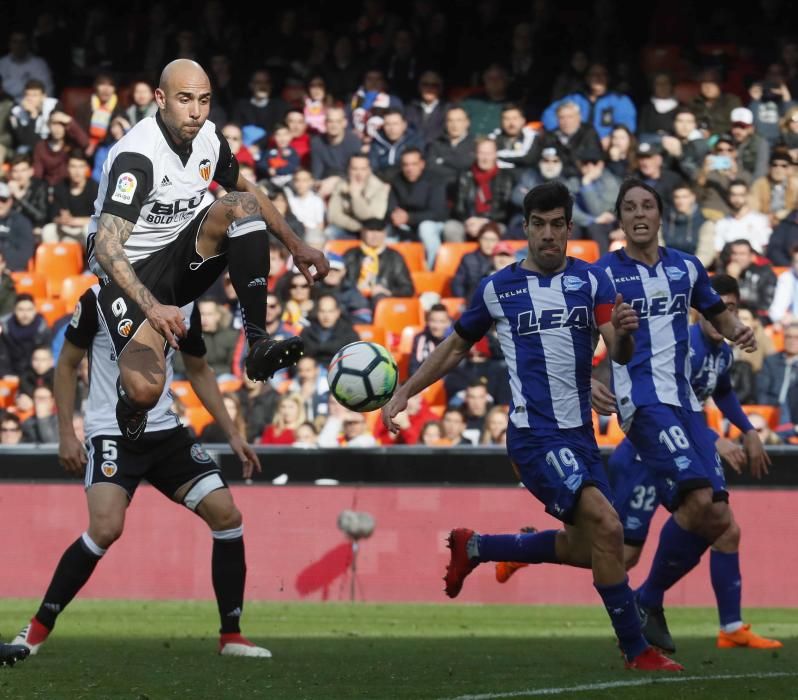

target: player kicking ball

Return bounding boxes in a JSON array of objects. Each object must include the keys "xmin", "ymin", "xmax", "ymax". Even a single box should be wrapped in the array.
[
  {"xmin": 13, "ymin": 286, "xmax": 270, "ymax": 658},
  {"xmin": 86, "ymin": 58, "xmax": 328, "ymax": 442},
  {"xmin": 383, "ymin": 182, "xmax": 682, "ymax": 671}
]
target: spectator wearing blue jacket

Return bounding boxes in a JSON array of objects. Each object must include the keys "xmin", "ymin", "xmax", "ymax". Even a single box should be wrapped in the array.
[
  {"xmin": 368, "ymin": 109, "xmax": 424, "ymax": 182},
  {"xmin": 541, "ymin": 63, "xmax": 636, "ymax": 144}
]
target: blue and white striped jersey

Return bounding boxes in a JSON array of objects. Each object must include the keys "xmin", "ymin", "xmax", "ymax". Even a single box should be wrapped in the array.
[
  {"xmin": 597, "ymin": 247, "xmax": 725, "ymax": 426},
  {"xmin": 454, "ymin": 258, "xmax": 616, "ymax": 431}
]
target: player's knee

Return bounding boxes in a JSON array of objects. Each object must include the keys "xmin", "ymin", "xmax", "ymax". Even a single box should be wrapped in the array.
[
  {"xmin": 594, "ymin": 509, "xmax": 623, "ymax": 549},
  {"xmin": 122, "ymin": 376, "xmax": 162, "ymax": 410},
  {"xmin": 89, "ymin": 519, "xmax": 124, "ymax": 549},
  {"xmin": 714, "ymin": 516, "xmax": 740, "ymax": 550},
  {"xmin": 679, "ymin": 488, "xmax": 714, "ymax": 528},
  {"xmin": 209, "ymin": 503, "xmax": 242, "ymax": 532},
  {"xmin": 624, "ymin": 546, "xmax": 642, "ymax": 571},
  {"xmin": 706, "ymin": 500, "xmax": 732, "ymax": 540}
]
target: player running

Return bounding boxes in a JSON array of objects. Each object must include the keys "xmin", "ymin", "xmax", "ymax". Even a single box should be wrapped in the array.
[
  {"xmin": 497, "ymin": 274, "xmax": 781, "ymax": 651},
  {"xmin": 382, "ymin": 182, "xmax": 682, "ymax": 671},
  {"xmin": 13, "ymin": 286, "xmax": 271, "ymax": 658},
  {"xmin": 87, "ymin": 59, "xmax": 328, "ymax": 441}
]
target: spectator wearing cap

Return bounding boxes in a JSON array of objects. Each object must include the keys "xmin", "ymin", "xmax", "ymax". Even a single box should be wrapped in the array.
[
  {"xmin": 748, "ymin": 149, "xmax": 798, "ymax": 227},
  {"xmin": 312, "ymin": 253, "xmax": 372, "ymax": 324},
  {"xmin": 714, "ymin": 180, "xmax": 772, "ymax": 255},
  {"xmin": 425, "ymin": 105, "xmax": 475, "ymax": 198},
  {"xmin": 569, "ymin": 145, "xmax": 620, "ymax": 253},
  {"xmin": 662, "ymin": 184, "xmax": 716, "ymax": 268},
  {"xmin": 388, "ymin": 148, "xmax": 448, "ymax": 268},
  {"xmin": 405, "ymin": 71, "xmax": 447, "ymax": 147},
  {"xmin": 451, "ymin": 222, "xmax": 501, "ymax": 301},
  {"xmin": 696, "ymin": 135, "xmax": 752, "ymax": 219},
  {"xmin": 508, "ymin": 145, "xmax": 572, "ymax": 236},
  {"xmin": 343, "ymin": 218, "xmax": 415, "ymax": 308},
  {"xmin": 533, "ymin": 100, "xmax": 602, "ymax": 178},
  {"xmin": 491, "ymin": 241, "xmax": 517, "ymax": 273},
  {"xmin": 541, "ymin": 63, "xmax": 636, "ymax": 146},
  {"xmin": 634, "ymin": 142, "xmax": 684, "ymax": 209},
  {"xmin": 445, "ymin": 138, "xmax": 514, "ymax": 242},
  {"xmin": 730, "ymin": 107, "xmax": 770, "ymax": 180},
  {"xmin": 661, "ymin": 107, "xmax": 711, "ymax": 183},
  {"xmin": 368, "ymin": 109, "xmax": 424, "ymax": 183},
  {"xmin": 690, "ymin": 68, "xmax": 742, "ymax": 136},
  {"xmin": 0, "ymin": 181, "xmax": 34, "ymax": 271},
  {"xmin": 489, "ymin": 103, "xmax": 537, "ymax": 170},
  {"xmin": 326, "ymin": 154, "xmax": 390, "ymax": 240}
]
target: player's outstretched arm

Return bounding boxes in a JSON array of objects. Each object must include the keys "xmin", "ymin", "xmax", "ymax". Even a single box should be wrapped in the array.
[
  {"xmin": 382, "ymin": 331, "xmax": 472, "ymax": 433},
  {"xmin": 54, "ymin": 340, "xmax": 88, "ymax": 475},
  {"xmin": 709, "ymin": 308, "xmax": 756, "ymax": 353},
  {"xmin": 234, "ymin": 175, "xmax": 330, "ymax": 285},
  {"xmin": 94, "ymin": 213, "xmax": 186, "ymax": 348},
  {"xmin": 183, "ymin": 353, "xmax": 261, "ymax": 479},
  {"xmin": 599, "ymin": 293, "xmax": 638, "ymax": 365}
]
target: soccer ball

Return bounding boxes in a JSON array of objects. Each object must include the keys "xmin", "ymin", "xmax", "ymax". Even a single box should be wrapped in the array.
[{"xmin": 327, "ymin": 341, "xmax": 398, "ymax": 412}]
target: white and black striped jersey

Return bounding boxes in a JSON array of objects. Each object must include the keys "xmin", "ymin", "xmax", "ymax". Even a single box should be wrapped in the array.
[
  {"xmin": 64, "ymin": 285, "xmax": 206, "ymax": 439},
  {"xmin": 86, "ymin": 112, "xmax": 239, "ymax": 274}
]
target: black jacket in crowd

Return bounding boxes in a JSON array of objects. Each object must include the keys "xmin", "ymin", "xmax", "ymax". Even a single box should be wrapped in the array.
[{"xmin": 388, "ymin": 171, "xmax": 448, "ymax": 231}]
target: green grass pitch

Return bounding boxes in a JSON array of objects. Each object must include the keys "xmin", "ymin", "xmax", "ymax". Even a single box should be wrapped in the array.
[{"xmin": 0, "ymin": 601, "xmax": 795, "ymax": 699}]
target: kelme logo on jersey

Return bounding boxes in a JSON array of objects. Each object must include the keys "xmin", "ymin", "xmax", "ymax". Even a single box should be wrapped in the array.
[
  {"xmin": 191, "ymin": 443, "xmax": 213, "ymax": 464},
  {"xmin": 199, "ymin": 158, "xmax": 212, "ymax": 181},
  {"xmin": 117, "ymin": 319, "xmax": 133, "ymax": 337},
  {"xmin": 516, "ymin": 306, "xmax": 590, "ymax": 335},
  {"xmin": 629, "ymin": 293, "xmax": 687, "ymax": 318},
  {"xmin": 562, "ymin": 275, "xmax": 587, "ymax": 292},
  {"xmin": 111, "ymin": 172, "xmax": 137, "ymax": 205},
  {"xmin": 664, "ymin": 266, "xmax": 686, "ymax": 281},
  {"xmin": 101, "ymin": 461, "xmax": 117, "ymax": 477}
]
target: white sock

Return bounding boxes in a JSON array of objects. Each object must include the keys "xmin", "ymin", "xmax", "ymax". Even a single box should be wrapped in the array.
[{"xmin": 721, "ymin": 621, "xmax": 744, "ymax": 633}]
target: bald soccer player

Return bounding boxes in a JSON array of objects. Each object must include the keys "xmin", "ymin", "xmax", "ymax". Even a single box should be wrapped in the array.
[{"xmin": 85, "ymin": 60, "xmax": 329, "ymax": 440}]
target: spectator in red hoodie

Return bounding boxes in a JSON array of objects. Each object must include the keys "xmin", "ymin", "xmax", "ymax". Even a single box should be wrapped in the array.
[
  {"xmin": 374, "ymin": 393, "xmax": 439, "ymax": 444},
  {"xmin": 33, "ymin": 111, "xmax": 89, "ymax": 186},
  {"xmin": 221, "ymin": 123, "xmax": 256, "ymax": 169},
  {"xmin": 286, "ymin": 108, "xmax": 312, "ymax": 168},
  {"xmin": 260, "ymin": 393, "xmax": 306, "ymax": 444}
]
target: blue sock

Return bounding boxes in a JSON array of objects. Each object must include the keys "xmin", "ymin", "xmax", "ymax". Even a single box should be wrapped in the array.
[
  {"xmin": 710, "ymin": 550, "xmax": 742, "ymax": 628},
  {"xmin": 475, "ymin": 530, "xmax": 559, "ymax": 564},
  {"xmin": 638, "ymin": 516, "xmax": 710, "ymax": 610},
  {"xmin": 595, "ymin": 577, "xmax": 648, "ymax": 662}
]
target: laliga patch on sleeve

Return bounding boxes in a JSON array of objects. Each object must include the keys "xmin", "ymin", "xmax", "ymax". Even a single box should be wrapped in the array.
[
  {"xmin": 69, "ymin": 301, "xmax": 82, "ymax": 328},
  {"xmin": 111, "ymin": 172, "xmax": 137, "ymax": 205}
]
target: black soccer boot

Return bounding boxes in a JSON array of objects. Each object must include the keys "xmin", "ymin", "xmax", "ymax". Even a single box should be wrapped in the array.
[
  {"xmin": 0, "ymin": 643, "xmax": 30, "ymax": 667},
  {"xmin": 635, "ymin": 592, "xmax": 676, "ymax": 653},
  {"xmin": 245, "ymin": 333, "xmax": 304, "ymax": 381},
  {"xmin": 116, "ymin": 377, "xmax": 148, "ymax": 441}
]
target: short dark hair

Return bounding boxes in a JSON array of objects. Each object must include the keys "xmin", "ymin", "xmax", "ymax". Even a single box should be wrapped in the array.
[
  {"xmin": 23, "ymin": 79, "xmax": 45, "ymax": 93},
  {"xmin": 710, "ymin": 273, "xmax": 740, "ymax": 299},
  {"xmin": 0, "ymin": 411, "xmax": 21, "ymax": 429},
  {"xmin": 383, "ymin": 108, "xmax": 405, "ymax": 120},
  {"xmin": 501, "ymin": 102, "xmax": 524, "ymax": 115},
  {"xmin": 426, "ymin": 303, "xmax": 450, "ymax": 319},
  {"xmin": 466, "ymin": 378, "xmax": 488, "ymax": 391},
  {"xmin": 728, "ymin": 179, "xmax": 749, "ymax": 192},
  {"xmin": 316, "ymin": 293, "xmax": 340, "ymax": 309},
  {"xmin": 68, "ymin": 149, "xmax": 88, "ymax": 163},
  {"xmin": 523, "ymin": 181, "xmax": 573, "ymax": 223},
  {"xmin": 348, "ymin": 153, "xmax": 370, "ymax": 167},
  {"xmin": 443, "ymin": 406, "xmax": 466, "ymax": 421},
  {"xmin": 614, "ymin": 177, "xmax": 663, "ymax": 218},
  {"xmin": 10, "ymin": 153, "xmax": 33, "ymax": 167},
  {"xmin": 15, "ymin": 293, "xmax": 34, "ymax": 305},
  {"xmin": 729, "ymin": 238, "xmax": 753, "ymax": 252},
  {"xmin": 400, "ymin": 147, "xmax": 424, "ymax": 160}
]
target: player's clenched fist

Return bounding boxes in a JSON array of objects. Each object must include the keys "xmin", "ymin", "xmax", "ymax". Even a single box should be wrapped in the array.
[{"xmin": 611, "ymin": 293, "xmax": 638, "ymax": 336}]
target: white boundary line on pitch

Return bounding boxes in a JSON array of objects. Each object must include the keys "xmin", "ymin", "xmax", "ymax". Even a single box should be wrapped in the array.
[{"xmin": 440, "ymin": 671, "xmax": 798, "ymax": 699}]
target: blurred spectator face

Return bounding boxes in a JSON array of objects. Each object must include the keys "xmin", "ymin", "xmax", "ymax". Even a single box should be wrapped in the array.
[
  {"xmin": 539, "ymin": 150, "xmax": 563, "ymax": 179},
  {"xmin": 296, "ymin": 356, "xmax": 318, "ymax": 382},
  {"xmin": 222, "ymin": 125, "xmax": 243, "ymax": 154},
  {"xmin": 769, "ymin": 156, "xmax": 791, "ymax": 182},
  {"xmin": 250, "ymin": 71, "xmax": 272, "ymax": 99},
  {"xmin": 67, "ymin": 157, "xmax": 88, "ymax": 185},
  {"xmin": 465, "ymin": 384, "xmax": 489, "ymax": 416},
  {"xmin": 728, "ymin": 183, "xmax": 748, "ymax": 213},
  {"xmin": 11, "ymin": 159, "xmax": 34, "ymax": 188},
  {"xmin": 0, "ymin": 188, "xmax": 12, "ymax": 216},
  {"xmin": 289, "ymin": 274, "xmax": 311, "ymax": 301},
  {"xmin": 475, "ymin": 140, "xmax": 498, "ymax": 170},
  {"xmin": 418, "ymin": 71, "xmax": 442, "ymax": 104},
  {"xmin": 420, "ymin": 421, "xmax": 442, "ymax": 445},
  {"xmin": 714, "ymin": 140, "xmax": 736, "ymax": 160},
  {"xmin": 198, "ymin": 300, "xmax": 221, "ymax": 333},
  {"xmin": 48, "ymin": 114, "xmax": 66, "ymax": 141},
  {"xmin": 445, "ymin": 108, "xmax": 469, "ymax": 140},
  {"xmin": 383, "ymin": 113, "xmax": 407, "ymax": 142},
  {"xmin": 363, "ymin": 70, "xmax": 384, "ymax": 92},
  {"xmin": 0, "ymin": 417, "xmax": 22, "ymax": 445},
  {"xmin": 478, "ymin": 227, "xmax": 500, "ymax": 255},
  {"xmin": 731, "ymin": 121, "xmax": 753, "ymax": 144},
  {"xmin": 277, "ymin": 396, "xmax": 300, "ymax": 424},
  {"xmin": 638, "ymin": 153, "xmax": 662, "ymax": 178},
  {"xmin": 31, "ymin": 347, "xmax": 53, "ymax": 374},
  {"xmin": 72, "ymin": 415, "xmax": 85, "ymax": 443},
  {"xmin": 316, "ymin": 296, "xmax": 341, "ymax": 329},
  {"xmin": 94, "ymin": 78, "xmax": 115, "ymax": 103},
  {"xmin": 308, "ymin": 77, "xmax": 326, "ymax": 101},
  {"xmin": 14, "ymin": 297, "xmax": 37, "ymax": 326},
  {"xmin": 0, "ymin": 252, "xmax": 6, "ymax": 274},
  {"xmin": 294, "ymin": 422, "xmax": 318, "ymax": 445},
  {"xmin": 427, "ymin": 309, "xmax": 451, "ymax": 339},
  {"xmin": 269, "ymin": 191, "xmax": 289, "ymax": 214},
  {"xmin": 610, "ymin": 127, "xmax": 631, "ymax": 155},
  {"xmin": 269, "ymin": 249, "xmax": 287, "ymax": 277},
  {"xmin": 8, "ymin": 32, "xmax": 28, "ymax": 59},
  {"xmin": 362, "ymin": 224, "xmax": 387, "ymax": 249},
  {"xmin": 286, "ymin": 111, "xmax": 307, "ymax": 137},
  {"xmin": 729, "ymin": 242, "xmax": 754, "ymax": 271},
  {"xmin": 442, "ymin": 410, "xmax": 466, "ymax": 441},
  {"xmin": 293, "ymin": 170, "xmax": 313, "ymax": 196},
  {"xmin": 33, "ymin": 386, "xmax": 55, "ymax": 417},
  {"xmin": 672, "ymin": 187, "xmax": 696, "ymax": 215},
  {"xmin": 700, "ymin": 75, "xmax": 721, "ymax": 100},
  {"xmin": 652, "ymin": 73, "xmax": 673, "ymax": 99},
  {"xmin": 485, "ymin": 408, "xmax": 508, "ymax": 439},
  {"xmin": 132, "ymin": 81, "xmax": 154, "ymax": 108},
  {"xmin": 501, "ymin": 108, "xmax": 525, "ymax": 137},
  {"xmin": 324, "ymin": 262, "xmax": 345, "ymax": 287},
  {"xmin": 578, "ymin": 157, "xmax": 604, "ymax": 179},
  {"xmin": 273, "ymin": 126, "xmax": 292, "ymax": 148},
  {"xmin": 21, "ymin": 86, "xmax": 45, "ymax": 113},
  {"xmin": 400, "ymin": 151, "xmax": 424, "ymax": 182},
  {"xmin": 325, "ymin": 108, "xmax": 346, "ymax": 138},
  {"xmin": 348, "ymin": 156, "xmax": 370, "ymax": 184},
  {"xmin": 556, "ymin": 103, "xmax": 581, "ymax": 136},
  {"xmin": 586, "ymin": 64, "xmax": 608, "ymax": 97},
  {"xmin": 266, "ymin": 294, "xmax": 283, "ymax": 324},
  {"xmin": 239, "ymin": 165, "xmax": 256, "ymax": 184},
  {"xmin": 673, "ymin": 112, "xmax": 698, "ymax": 139},
  {"xmin": 343, "ymin": 413, "xmax": 367, "ymax": 440},
  {"xmin": 482, "ymin": 66, "xmax": 508, "ymax": 100},
  {"xmin": 737, "ymin": 306, "xmax": 757, "ymax": 330},
  {"xmin": 784, "ymin": 324, "xmax": 798, "ymax": 357}
]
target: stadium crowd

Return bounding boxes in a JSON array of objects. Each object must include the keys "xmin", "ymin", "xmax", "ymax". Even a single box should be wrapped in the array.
[{"xmin": 2, "ymin": 1, "xmax": 798, "ymax": 447}]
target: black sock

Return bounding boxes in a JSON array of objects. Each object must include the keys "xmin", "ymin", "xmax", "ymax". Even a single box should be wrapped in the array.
[
  {"xmin": 226, "ymin": 219, "xmax": 270, "ymax": 345},
  {"xmin": 35, "ymin": 535, "xmax": 104, "ymax": 630},
  {"xmin": 212, "ymin": 531, "xmax": 246, "ymax": 634}
]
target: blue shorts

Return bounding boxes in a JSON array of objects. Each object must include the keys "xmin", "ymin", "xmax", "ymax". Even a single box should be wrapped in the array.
[
  {"xmin": 625, "ymin": 405, "xmax": 727, "ymax": 512},
  {"xmin": 507, "ymin": 423, "xmax": 612, "ymax": 524},
  {"xmin": 609, "ymin": 437, "xmax": 660, "ymax": 546}
]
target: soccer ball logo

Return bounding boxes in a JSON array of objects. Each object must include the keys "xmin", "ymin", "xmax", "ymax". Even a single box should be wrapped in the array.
[{"xmin": 327, "ymin": 341, "xmax": 398, "ymax": 412}]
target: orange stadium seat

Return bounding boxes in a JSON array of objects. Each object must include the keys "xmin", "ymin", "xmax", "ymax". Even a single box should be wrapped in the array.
[
  {"xmin": 218, "ymin": 378, "xmax": 242, "ymax": 395},
  {"xmin": 170, "ymin": 380, "xmax": 201, "ymax": 408},
  {"xmin": 421, "ymin": 379, "xmax": 447, "ymax": 408},
  {"xmin": 60, "ymin": 274, "xmax": 99, "ymax": 312},
  {"xmin": 186, "ymin": 406, "xmax": 214, "ymax": 436},
  {"xmin": 373, "ymin": 297, "xmax": 423, "ymax": 349},
  {"xmin": 35, "ymin": 241, "xmax": 84, "ymax": 297},
  {"xmin": 439, "ymin": 297, "xmax": 466, "ymax": 320},
  {"xmin": 398, "ymin": 325, "xmax": 423, "ymax": 355},
  {"xmin": 411, "ymin": 271, "xmax": 450, "ymax": 297},
  {"xmin": 324, "ymin": 239, "xmax": 360, "ymax": 257},
  {"xmin": 11, "ymin": 271, "xmax": 47, "ymax": 299},
  {"xmin": 594, "ymin": 412, "xmax": 625, "ymax": 447},
  {"xmin": 36, "ymin": 298, "xmax": 66, "ymax": 326},
  {"xmin": 727, "ymin": 405, "xmax": 780, "ymax": 440},
  {"xmin": 391, "ymin": 242, "xmax": 426, "ymax": 273},
  {"xmin": 566, "ymin": 239, "xmax": 600, "ymax": 263},
  {"xmin": 772, "ymin": 267, "xmax": 789, "ymax": 278},
  {"xmin": 354, "ymin": 324, "xmax": 386, "ymax": 346},
  {"xmin": 433, "ymin": 242, "xmax": 477, "ymax": 277},
  {"xmin": 0, "ymin": 379, "xmax": 17, "ymax": 408},
  {"xmin": 704, "ymin": 402, "xmax": 723, "ymax": 434},
  {"xmin": 765, "ymin": 325, "xmax": 784, "ymax": 352}
]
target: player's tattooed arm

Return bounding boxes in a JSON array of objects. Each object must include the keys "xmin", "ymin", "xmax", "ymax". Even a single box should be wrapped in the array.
[{"xmin": 94, "ymin": 213, "xmax": 158, "ymax": 313}]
